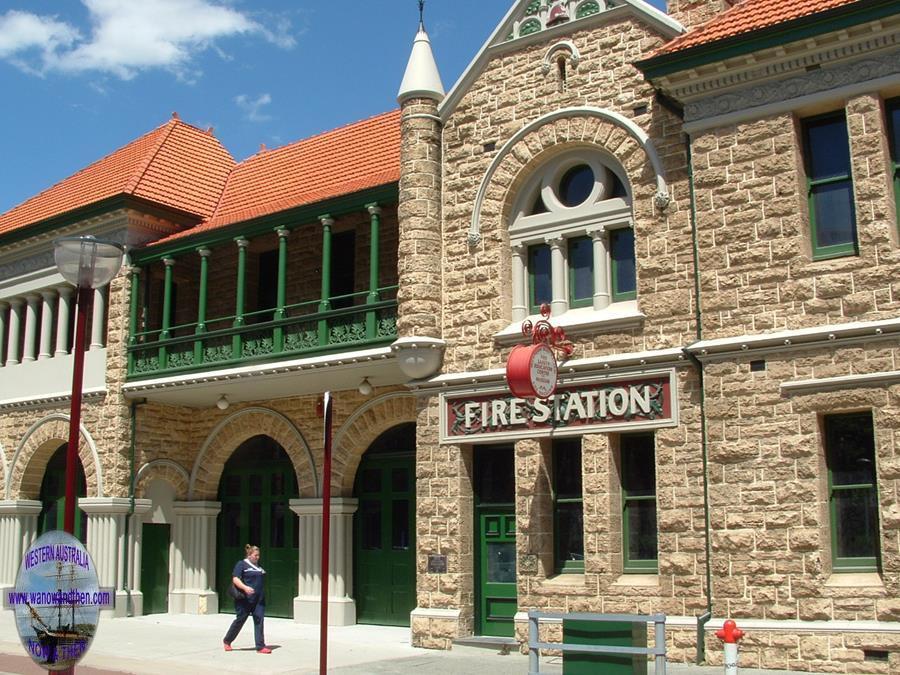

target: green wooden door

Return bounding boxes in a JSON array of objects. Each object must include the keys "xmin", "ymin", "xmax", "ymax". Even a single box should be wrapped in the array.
[
  {"xmin": 217, "ymin": 436, "xmax": 298, "ymax": 618},
  {"xmin": 141, "ymin": 523, "xmax": 170, "ymax": 614},
  {"xmin": 474, "ymin": 445, "xmax": 517, "ymax": 637},
  {"xmin": 354, "ymin": 425, "xmax": 416, "ymax": 626}
]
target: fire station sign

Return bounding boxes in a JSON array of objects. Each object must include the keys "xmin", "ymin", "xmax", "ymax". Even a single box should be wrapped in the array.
[{"xmin": 440, "ymin": 369, "xmax": 677, "ymax": 444}]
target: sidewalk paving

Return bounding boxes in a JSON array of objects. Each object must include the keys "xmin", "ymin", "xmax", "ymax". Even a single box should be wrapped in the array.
[{"xmin": 0, "ymin": 611, "xmax": 829, "ymax": 674}]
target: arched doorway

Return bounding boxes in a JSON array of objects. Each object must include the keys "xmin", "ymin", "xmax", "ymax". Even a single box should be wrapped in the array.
[
  {"xmin": 38, "ymin": 443, "xmax": 86, "ymax": 542},
  {"xmin": 216, "ymin": 436, "xmax": 298, "ymax": 618},
  {"xmin": 353, "ymin": 423, "xmax": 416, "ymax": 626}
]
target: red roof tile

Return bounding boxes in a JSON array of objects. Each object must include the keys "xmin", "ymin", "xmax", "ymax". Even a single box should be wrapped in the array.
[
  {"xmin": 156, "ymin": 110, "xmax": 401, "ymax": 244},
  {"xmin": 0, "ymin": 118, "xmax": 235, "ymax": 238},
  {"xmin": 655, "ymin": 0, "xmax": 863, "ymax": 56}
]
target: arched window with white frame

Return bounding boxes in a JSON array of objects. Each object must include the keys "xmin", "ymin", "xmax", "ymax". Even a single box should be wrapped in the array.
[{"xmin": 509, "ymin": 151, "xmax": 636, "ymax": 324}]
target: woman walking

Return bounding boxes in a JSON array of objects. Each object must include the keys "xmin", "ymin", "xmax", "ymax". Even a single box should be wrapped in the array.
[{"xmin": 223, "ymin": 544, "xmax": 271, "ymax": 654}]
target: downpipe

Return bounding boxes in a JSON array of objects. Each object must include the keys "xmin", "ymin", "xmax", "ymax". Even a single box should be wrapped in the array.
[{"xmin": 122, "ymin": 397, "xmax": 147, "ymax": 617}]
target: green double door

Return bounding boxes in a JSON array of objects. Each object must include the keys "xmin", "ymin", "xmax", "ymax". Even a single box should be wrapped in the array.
[
  {"xmin": 354, "ymin": 425, "xmax": 416, "ymax": 626},
  {"xmin": 475, "ymin": 445, "xmax": 518, "ymax": 637},
  {"xmin": 217, "ymin": 436, "xmax": 298, "ymax": 618}
]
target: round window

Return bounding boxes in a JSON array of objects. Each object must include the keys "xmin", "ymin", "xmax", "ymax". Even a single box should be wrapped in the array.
[{"xmin": 557, "ymin": 164, "xmax": 594, "ymax": 207}]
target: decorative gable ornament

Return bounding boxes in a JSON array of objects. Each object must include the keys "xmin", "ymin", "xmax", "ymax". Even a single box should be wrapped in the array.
[{"xmin": 507, "ymin": 0, "xmax": 602, "ymax": 42}]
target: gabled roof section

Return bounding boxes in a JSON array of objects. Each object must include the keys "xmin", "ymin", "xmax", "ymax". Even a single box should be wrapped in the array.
[
  {"xmin": 439, "ymin": 0, "xmax": 683, "ymax": 120},
  {"xmin": 155, "ymin": 109, "xmax": 401, "ymax": 243},
  {"xmin": 638, "ymin": 0, "xmax": 889, "ymax": 77},
  {"xmin": 654, "ymin": 0, "xmax": 864, "ymax": 56},
  {"xmin": 0, "ymin": 117, "xmax": 235, "ymax": 239}
]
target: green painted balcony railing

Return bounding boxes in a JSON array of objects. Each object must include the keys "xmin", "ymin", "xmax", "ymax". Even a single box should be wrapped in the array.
[{"xmin": 127, "ymin": 286, "xmax": 398, "ymax": 379}]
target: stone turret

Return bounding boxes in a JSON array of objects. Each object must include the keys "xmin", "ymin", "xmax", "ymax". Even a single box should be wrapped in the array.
[{"xmin": 396, "ymin": 19, "xmax": 444, "ymax": 344}]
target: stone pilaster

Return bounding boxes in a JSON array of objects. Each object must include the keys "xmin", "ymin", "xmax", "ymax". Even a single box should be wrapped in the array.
[
  {"xmin": 169, "ymin": 501, "xmax": 219, "ymax": 615},
  {"xmin": 0, "ymin": 500, "xmax": 42, "ymax": 589},
  {"xmin": 397, "ymin": 97, "xmax": 443, "ymax": 339},
  {"xmin": 80, "ymin": 497, "xmax": 150, "ymax": 618},
  {"xmin": 290, "ymin": 497, "xmax": 357, "ymax": 626}
]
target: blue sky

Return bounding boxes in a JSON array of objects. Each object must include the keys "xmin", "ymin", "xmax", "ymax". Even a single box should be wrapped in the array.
[{"xmin": 0, "ymin": 1, "xmax": 667, "ymax": 215}]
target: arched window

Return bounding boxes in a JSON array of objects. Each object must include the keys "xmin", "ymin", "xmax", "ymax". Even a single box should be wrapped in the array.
[{"xmin": 509, "ymin": 152, "xmax": 635, "ymax": 323}]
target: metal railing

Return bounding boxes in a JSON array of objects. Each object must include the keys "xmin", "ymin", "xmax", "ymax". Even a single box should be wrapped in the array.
[
  {"xmin": 527, "ymin": 610, "xmax": 667, "ymax": 675},
  {"xmin": 127, "ymin": 286, "xmax": 398, "ymax": 378}
]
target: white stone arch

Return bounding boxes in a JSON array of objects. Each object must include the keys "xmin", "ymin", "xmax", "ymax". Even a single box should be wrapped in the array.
[
  {"xmin": 188, "ymin": 407, "xmax": 317, "ymax": 500},
  {"xmin": 135, "ymin": 459, "xmax": 190, "ymax": 501},
  {"xmin": 6, "ymin": 413, "xmax": 104, "ymax": 500},
  {"xmin": 333, "ymin": 391, "xmax": 419, "ymax": 495},
  {"xmin": 468, "ymin": 106, "xmax": 670, "ymax": 245}
]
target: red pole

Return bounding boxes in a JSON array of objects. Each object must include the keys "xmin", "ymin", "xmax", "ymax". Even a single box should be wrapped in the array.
[
  {"xmin": 319, "ymin": 392, "xmax": 333, "ymax": 675},
  {"xmin": 63, "ymin": 287, "xmax": 92, "ymax": 535}
]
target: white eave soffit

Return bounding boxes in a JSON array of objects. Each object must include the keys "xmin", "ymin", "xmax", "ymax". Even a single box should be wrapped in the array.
[{"xmin": 439, "ymin": 0, "xmax": 684, "ymax": 121}]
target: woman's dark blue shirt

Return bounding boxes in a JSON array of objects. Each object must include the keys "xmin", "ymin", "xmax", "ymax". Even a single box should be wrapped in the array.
[{"xmin": 233, "ymin": 559, "xmax": 265, "ymax": 604}]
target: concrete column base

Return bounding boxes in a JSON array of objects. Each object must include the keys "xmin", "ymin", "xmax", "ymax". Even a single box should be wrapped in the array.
[
  {"xmin": 168, "ymin": 590, "xmax": 219, "ymax": 615},
  {"xmin": 294, "ymin": 595, "xmax": 356, "ymax": 626}
]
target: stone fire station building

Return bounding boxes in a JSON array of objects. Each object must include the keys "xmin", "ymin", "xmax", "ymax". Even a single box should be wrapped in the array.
[{"xmin": 1, "ymin": 0, "xmax": 899, "ymax": 671}]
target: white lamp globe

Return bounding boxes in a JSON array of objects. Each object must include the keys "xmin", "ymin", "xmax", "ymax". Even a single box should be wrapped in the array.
[{"xmin": 54, "ymin": 236, "xmax": 125, "ymax": 289}]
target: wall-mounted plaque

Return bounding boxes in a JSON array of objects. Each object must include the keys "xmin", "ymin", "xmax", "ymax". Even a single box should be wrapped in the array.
[{"xmin": 427, "ymin": 554, "xmax": 448, "ymax": 574}]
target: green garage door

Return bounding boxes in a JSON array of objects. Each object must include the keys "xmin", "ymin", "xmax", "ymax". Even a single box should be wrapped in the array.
[{"xmin": 217, "ymin": 436, "xmax": 298, "ymax": 618}]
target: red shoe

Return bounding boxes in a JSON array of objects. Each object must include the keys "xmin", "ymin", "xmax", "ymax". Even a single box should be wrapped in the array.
[
  {"xmin": 257, "ymin": 647, "xmax": 272, "ymax": 654},
  {"xmin": 223, "ymin": 643, "xmax": 232, "ymax": 652}
]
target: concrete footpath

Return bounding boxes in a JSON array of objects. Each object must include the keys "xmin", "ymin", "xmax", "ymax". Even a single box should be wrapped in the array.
[{"xmin": 0, "ymin": 611, "xmax": 827, "ymax": 674}]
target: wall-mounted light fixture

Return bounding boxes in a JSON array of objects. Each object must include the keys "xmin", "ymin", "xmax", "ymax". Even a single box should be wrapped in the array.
[
  {"xmin": 358, "ymin": 377, "xmax": 373, "ymax": 396},
  {"xmin": 216, "ymin": 394, "xmax": 230, "ymax": 410}
]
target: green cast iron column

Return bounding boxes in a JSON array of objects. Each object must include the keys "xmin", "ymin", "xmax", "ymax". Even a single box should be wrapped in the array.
[
  {"xmin": 159, "ymin": 257, "xmax": 175, "ymax": 369},
  {"xmin": 232, "ymin": 237, "xmax": 249, "ymax": 359},
  {"xmin": 194, "ymin": 247, "xmax": 211, "ymax": 364},
  {"xmin": 317, "ymin": 216, "xmax": 333, "ymax": 346},
  {"xmin": 366, "ymin": 204, "xmax": 381, "ymax": 339},
  {"xmin": 127, "ymin": 265, "xmax": 141, "ymax": 374},
  {"xmin": 274, "ymin": 227, "xmax": 289, "ymax": 352}
]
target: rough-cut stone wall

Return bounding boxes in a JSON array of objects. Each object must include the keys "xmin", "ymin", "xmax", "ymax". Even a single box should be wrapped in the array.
[
  {"xmin": 665, "ymin": 0, "xmax": 734, "ymax": 32},
  {"xmin": 412, "ymin": 394, "xmax": 475, "ymax": 648},
  {"xmin": 132, "ymin": 387, "xmax": 415, "ymax": 504},
  {"xmin": 440, "ymin": 18, "xmax": 694, "ymax": 373},
  {"xmin": 691, "ymin": 95, "xmax": 899, "ymax": 338}
]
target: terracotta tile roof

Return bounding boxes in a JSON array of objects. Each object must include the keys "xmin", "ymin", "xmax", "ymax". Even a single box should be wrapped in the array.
[
  {"xmin": 156, "ymin": 109, "xmax": 401, "ymax": 244},
  {"xmin": 655, "ymin": 0, "xmax": 863, "ymax": 56},
  {"xmin": 0, "ymin": 117, "xmax": 235, "ymax": 238}
]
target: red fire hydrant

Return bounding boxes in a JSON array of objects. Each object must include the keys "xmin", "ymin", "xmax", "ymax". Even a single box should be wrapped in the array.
[{"xmin": 716, "ymin": 619, "xmax": 744, "ymax": 675}]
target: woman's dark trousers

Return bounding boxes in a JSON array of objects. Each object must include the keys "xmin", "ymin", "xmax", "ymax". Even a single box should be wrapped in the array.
[{"xmin": 223, "ymin": 599, "xmax": 265, "ymax": 650}]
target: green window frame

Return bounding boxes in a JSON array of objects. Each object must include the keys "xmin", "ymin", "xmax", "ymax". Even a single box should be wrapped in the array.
[
  {"xmin": 824, "ymin": 412, "xmax": 881, "ymax": 572},
  {"xmin": 610, "ymin": 227, "xmax": 636, "ymax": 302},
  {"xmin": 886, "ymin": 98, "xmax": 900, "ymax": 230},
  {"xmin": 621, "ymin": 433, "xmax": 657, "ymax": 573},
  {"xmin": 801, "ymin": 112, "xmax": 858, "ymax": 260},
  {"xmin": 528, "ymin": 243, "xmax": 552, "ymax": 313},
  {"xmin": 567, "ymin": 235, "xmax": 593, "ymax": 309},
  {"xmin": 553, "ymin": 438, "xmax": 584, "ymax": 573}
]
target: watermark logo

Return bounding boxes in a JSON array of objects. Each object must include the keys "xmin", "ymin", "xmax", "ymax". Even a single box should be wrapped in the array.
[{"xmin": 7, "ymin": 531, "xmax": 104, "ymax": 671}]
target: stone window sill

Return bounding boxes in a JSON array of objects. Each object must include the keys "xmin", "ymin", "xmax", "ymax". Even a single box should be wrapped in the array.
[
  {"xmin": 542, "ymin": 573, "xmax": 587, "ymax": 588},
  {"xmin": 494, "ymin": 303, "xmax": 644, "ymax": 346},
  {"xmin": 823, "ymin": 572, "xmax": 884, "ymax": 588},
  {"xmin": 611, "ymin": 573, "xmax": 660, "ymax": 588}
]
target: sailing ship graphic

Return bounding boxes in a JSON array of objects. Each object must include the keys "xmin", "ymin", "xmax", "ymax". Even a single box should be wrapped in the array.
[
  {"xmin": 13, "ymin": 531, "xmax": 101, "ymax": 672},
  {"xmin": 22, "ymin": 559, "xmax": 96, "ymax": 667}
]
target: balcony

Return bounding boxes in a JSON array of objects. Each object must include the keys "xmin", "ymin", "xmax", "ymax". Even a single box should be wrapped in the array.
[
  {"xmin": 125, "ymin": 201, "xmax": 401, "ymax": 387},
  {"xmin": 128, "ymin": 287, "xmax": 398, "ymax": 378}
]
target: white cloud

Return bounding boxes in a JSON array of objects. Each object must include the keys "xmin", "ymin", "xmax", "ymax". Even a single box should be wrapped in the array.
[
  {"xmin": 0, "ymin": 10, "xmax": 79, "ymax": 62},
  {"xmin": 0, "ymin": 0, "xmax": 295, "ymax": 79},
  {"xmin": 235, "ymin": 93, "xmax": 272, "ymax": 122}
]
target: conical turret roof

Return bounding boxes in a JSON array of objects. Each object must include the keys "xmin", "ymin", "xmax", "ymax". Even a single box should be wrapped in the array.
[{"xmin": 397, "ymin": 25, "xmax": 445, "ymax": 105}]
